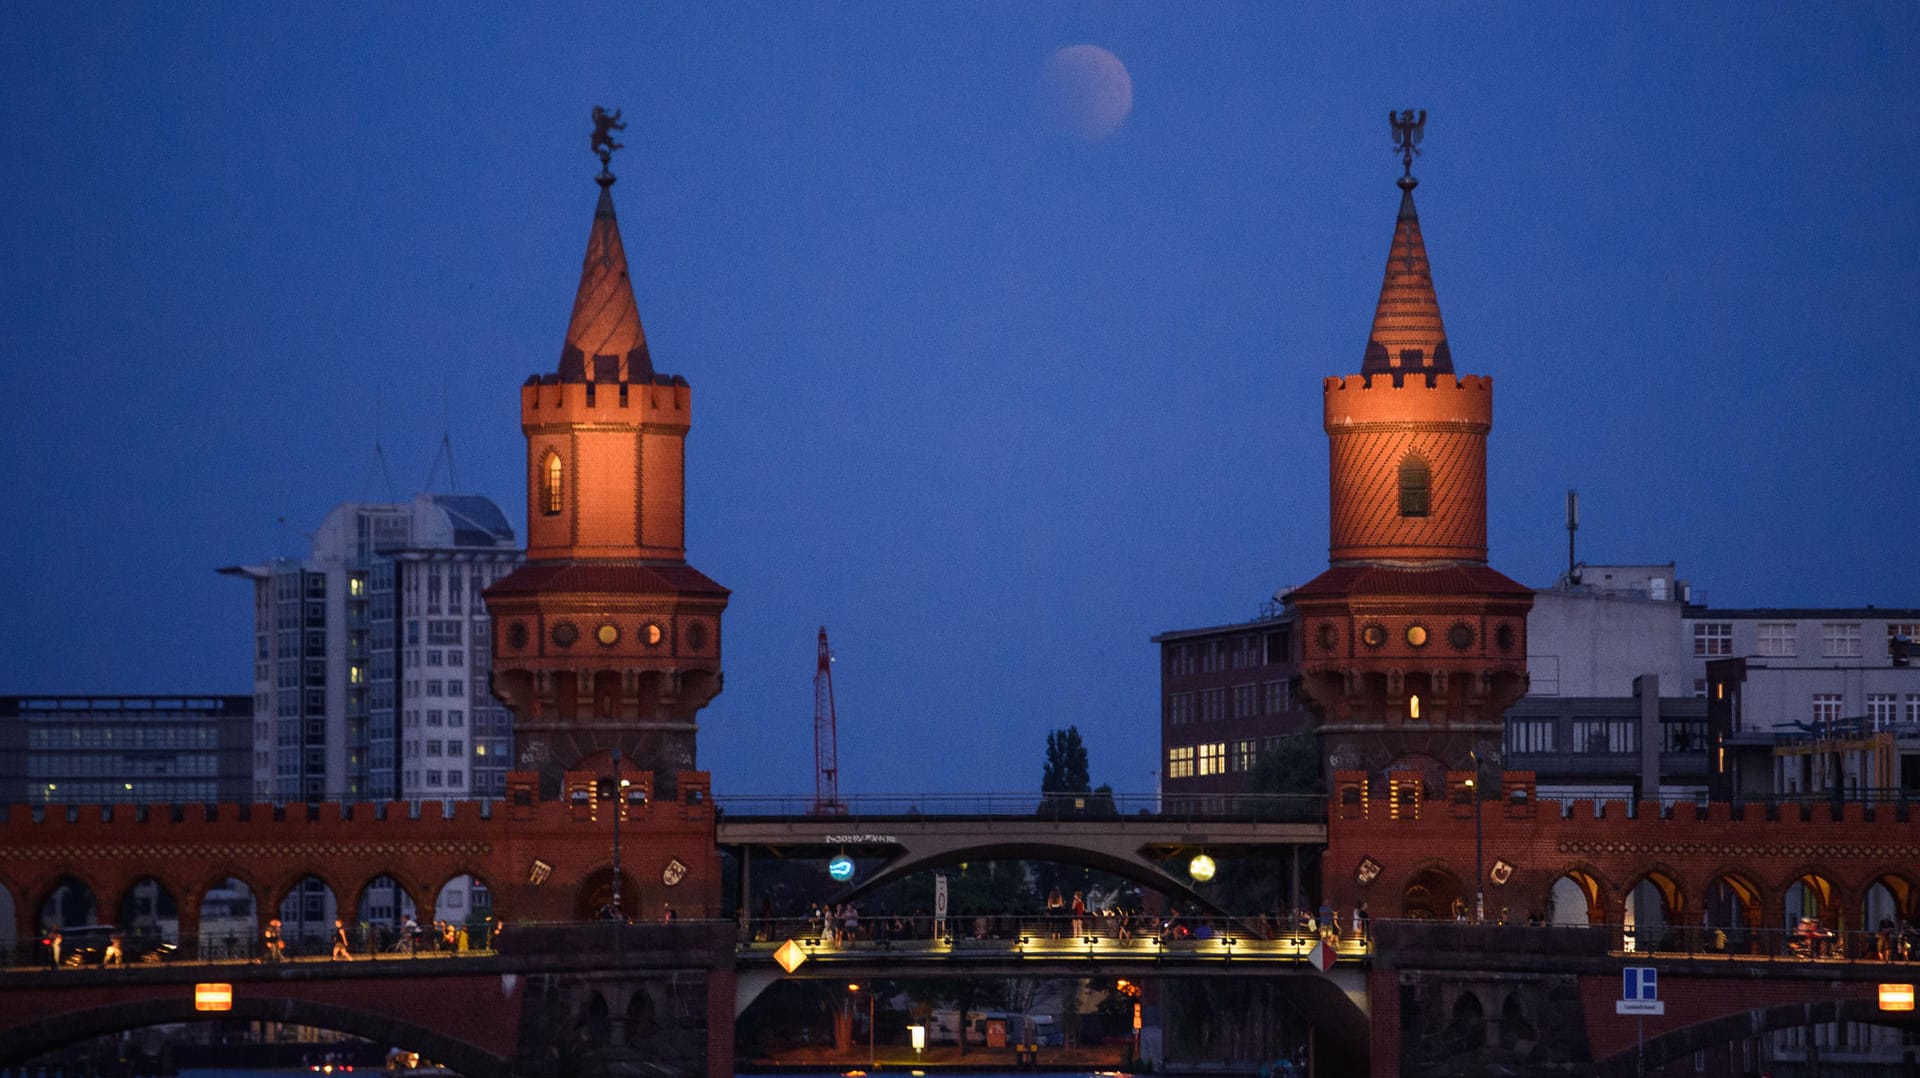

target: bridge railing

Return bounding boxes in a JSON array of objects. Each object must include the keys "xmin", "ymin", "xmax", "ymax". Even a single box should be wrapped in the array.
[
  {"xmin": 741, "ymin": 910, "xmax": 1343, "ymax": 948},
  {"xmin": 1374, "ymin": 918, "xmax": 1920, "ymax": 965},
  {"xmin": 715, "ymin": 791, "xmax": 1326, "ymax": 822}
]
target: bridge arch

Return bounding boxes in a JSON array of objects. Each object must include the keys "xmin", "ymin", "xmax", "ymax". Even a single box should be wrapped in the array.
[
  {"xmin": 1591, "ymin": 998, "xmax": 1920, "ymax": 1078},
  {"xmin": 1621, "ymin": 867, "xmax": 1683, "ymax": 951},
  {"xmin": 111, "ymin": 876, "xmax": 181, "ymax": 946},
  {"xmin": 34, "ymin": 875, "xmax": 101, "ymax": 931},
  {"xmin": 833, "ymin": 842, "xmax": 1223, "ymax": 914},
  {"xmin": 0, "ymin": 997, "xmax": 510, "ymax": 1078},
  {"xmin": 1400, "ymin": 861, "xmax": 1465, "ymax": 920},
  {"xmin": 1544, "ymin": 867, "xmax": 1607, "ymax": 924},
  {"xmin": 1781, "ymin": 868, "xmax": 1837, "ymax": 929}
]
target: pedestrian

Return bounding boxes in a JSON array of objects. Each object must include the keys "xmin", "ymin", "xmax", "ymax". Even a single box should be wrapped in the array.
[
  {"xmin": 844, "ymin": 902, "xmax": 858, "ymax": 943},
  {"xmin": 1046, "ymin": 886, "xmax": 1065, "ymax": 938},
  {"xmin": 1071, "ymin": 891, "xmax": 1087, "ymax": 939},
  {"xmin": 1354, "ymin": 900, "xmax": 1371, "ymax": 945},
  {"xmin": 331, "ymin": 918, "xmax": 352, "ymax": 960},
  {"xmin": 262, "ymin": 919, "xmax": 284, "ymax": 963},
  {"xmin": 661, "ymin": 902, "xmax": 676, "ymax": 924},
  {"xmin": 103, "ymin": 934, "xmax": 124, "ymax": 966},
  {"xmin": 48, "ymin": 930, "xmax": 63, "ymax": 969},
  {"xmin": 401, "ymin": 913, "xmax": 419, "ymax": 956}
]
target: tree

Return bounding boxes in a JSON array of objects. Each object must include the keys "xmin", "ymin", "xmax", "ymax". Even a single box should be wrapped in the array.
[{"xmin": 1041, "ymin": 726, "xmax": 1091, "ymax": 798}]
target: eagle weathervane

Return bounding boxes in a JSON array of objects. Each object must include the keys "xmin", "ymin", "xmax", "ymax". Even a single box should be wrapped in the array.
[
  {"xmin": 591, "ymin": 106, "xmax": 627, "ymax": 184},
  {"xmin": 1390, "ymin": 108, "xmax": 1427, "ymax": 188}
]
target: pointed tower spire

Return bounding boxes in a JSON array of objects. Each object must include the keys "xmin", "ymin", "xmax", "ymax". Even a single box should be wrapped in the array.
[
  {"xmin": 1363, "ymin": 109, "xmax": 1450, "ymax": 386},
  {"xmin": 559, "ymin": 106, "xmax": 651, "ymax": 383}
]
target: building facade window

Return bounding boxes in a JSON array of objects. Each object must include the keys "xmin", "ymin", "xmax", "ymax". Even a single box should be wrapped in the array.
[
  {"xmin": 1197, "ymin": 742, "xmax": 1227, "ymax": 776},
  {"xmin": 1200, "ymin": 688, "xmax": 1226, "ymax": 722},
  {"xmin": 1166, "ymin": 693, "xmax": 1192, "ymax": 725},
  {"xmin": 1867, "ymin": 693, "xmax": 1897, "ymax": 729},
  {"xmin": 1572, "ymin": 718, "xmax": 1636, "ymax": 754},
  {"xmin": 1398, "ymin": 454, "xmax": 1430, "ymax": 517},
  {"xmin": 1888, "ymin": 623, "xmax": 1917, "ymax": 652},
  {"xmin": 1907, "ymin": 695, "xmax": 1920, "ymax": 724},
  {"xmin": 1264, "ymin": 679, "xmax": 1291, "ymax": 713},
  {"xmin": 1505, "ymin": 718, "xmax": 1555, "ymax": 755},
  {"xmin": 542, "ymin": 453, "xmax": 564, "ymax": 515},
  {"xmin": 1812, "ymin": 693, "xmax": 1843, "ymax": 730},
  {"xmin": 1166, "ymin": 745, "xmax": 1194, "ymax": 779},
  {"xmin": 1821, "ymin": 623, "xmax": 1861, "ymax": 658},
  {"xmin": 1756, "ymin": 622, "xmax": 1796, "ymax": 657},
  {"xmin": 1692, "ymin": 622, "xmax": 1732, "ymax": 657},
  {"xmin": 1232, "ymin": 684, "xmax": 1258, "ymax": 719},
  {"xmin": 1232, "ymin": 738, "xmax": 1259, "ymax": 772}
]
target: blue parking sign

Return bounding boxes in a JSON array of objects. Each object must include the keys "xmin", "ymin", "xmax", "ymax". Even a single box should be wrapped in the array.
[{"xmin": 1623, "ymin": 967, "xmax": 1657, "ymax": 1001}]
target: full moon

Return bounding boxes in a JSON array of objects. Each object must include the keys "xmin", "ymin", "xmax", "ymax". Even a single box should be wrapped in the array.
[{"xmin": 1041, "ymin": 44, "xmax": 1133, "ymax": 141}]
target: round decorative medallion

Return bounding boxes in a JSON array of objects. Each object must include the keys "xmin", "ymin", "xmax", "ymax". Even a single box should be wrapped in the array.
[
  {"xmin": 1405, "ymin": 624, "xmax": 1429, "ymax": 648},
  {"xmin": 1317, "ymin": 622, "xmax": 1338, "ymax": 653},
  {"xmin": 642, "ymin": 621, "xmax": 664, "ymax": 647},
  {"xmin": 1447, "ymin": 622, "xmax": 1475, "ymax": 650},
  {"xmin": 595, "ymin": 623, "xmax": 619, "ymax": 647},
  {"xmin": 1360, "ymin": 623, "xmax": 1387, "ymax": 649},
  {"xmin": 1495, "ymin": 622, "xmax": 1515, "ymax": 654},
  {"xmin": 506, "ymin": 621, "xmax": 529, "ymax": 650},
  {"xmin": 551, "ymin": 621, "xmax": 579, "ymax": 648},
  {"xmin": 687, "ymin": 620, "xmax": 709, "ymax": 652}
]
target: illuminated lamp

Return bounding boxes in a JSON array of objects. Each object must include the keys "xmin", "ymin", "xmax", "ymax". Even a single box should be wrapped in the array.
[
  {"xmin": 828, "ymin": 855, "xmax": 855, "ymax": 882},
  {"xmin": 1188, "ymin": 853, "xmax": 1217, "ymax": 882},
  {"xmin": 774, "ymin": 939, "xmax": 808, "ymax": 973},
  {"xmin": 909, "ymin": 1025, "xmax": 927, "ymax": 1052},
  {"xmin": 194, "ymin": 983, "xmax": 233, "ymax": 1012},
  {"xmin": 1881, "ymin": 983, "xmax": 1915, "ymax": 1012}
]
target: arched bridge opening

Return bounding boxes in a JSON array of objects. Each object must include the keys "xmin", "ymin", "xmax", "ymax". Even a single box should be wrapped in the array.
[
  {"xmin": 1592, "ymin": 998, "xmax": 1920, "ymax": 1077},
  {"xmin": 836, "ymin": 842, "xmax": 1227, "ymax": 914},
  {"xmin": 0, "ymin": 996, "xmax": 512, "ymax": 1078}
]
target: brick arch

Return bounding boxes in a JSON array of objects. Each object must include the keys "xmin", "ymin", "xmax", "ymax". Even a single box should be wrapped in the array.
[
  {"xmin": 830, "ymin": 843, "xmax": 1223, "ymax": 916},
  {"xmin": 0, "ymin": 996, "xmax": 509, "ymax": 1078},
  {"xmin": 1862, "ymin": 868, "xmax": 1917, "ymax": 918},
  {"xmin": 1779, "ymin": 865, "xmax": 1840, "ymax": 925},
  {"xmin": 1592, "ymin": 998, "xmax": 1920, "ymax": 1078},
  {"xmin": 1620, "ymin": 864, "xmax": 1687, "ymax": 917},
  {"xmin": 30, "ymin": 873, "xmax": 105, "ymax": 930},
  {"xmin": 1400, "ymin": 860, "xmax": 1466, "ymax": 920},
  {"xmin": 104, "ymin": 875, "xmax": 183, "ymax": 938},
  {"xmin": 345, "ymin": 870, "xmax": 433, "ymax": 925},
  {"xmin": 1542, "ymin": 866, "xmax": 1610, "ymax": 924}
]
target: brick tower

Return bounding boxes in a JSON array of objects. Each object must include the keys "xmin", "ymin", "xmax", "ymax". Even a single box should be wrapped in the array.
[
  {"xmin": 485, "ymin": 150, "xmax": 729, "ymax": 798},
  {"xmin": 1288, "ymin": 122, "xmax": 1532, "ymax": 781}
]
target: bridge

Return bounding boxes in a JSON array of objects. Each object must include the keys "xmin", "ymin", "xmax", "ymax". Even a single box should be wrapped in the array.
[
  {"xmin": 5, "ymin": 916, "xmax": 1916, "ymax": 1078},
  {"xmin": 715, "ymin": 791, "xmax": 1326, "ymax": 912}
]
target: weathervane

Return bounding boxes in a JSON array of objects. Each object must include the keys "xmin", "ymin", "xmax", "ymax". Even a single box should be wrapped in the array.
[
  {"xmin": 1390, "ymin": 108, "xmax": 1427, "ymax": 188},
  {"xmin": 591, "ymin": 106, "xmax": 627, "ymax": 185}
]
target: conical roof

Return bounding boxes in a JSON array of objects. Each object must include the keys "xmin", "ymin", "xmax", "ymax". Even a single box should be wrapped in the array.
[
  {"xmin": 1361, "ymin": 179, "xmax": 1451, "ymax": 386},
  {"xmin": 558, "ymin": 182, "xmax": 653, "ymax": 382}
]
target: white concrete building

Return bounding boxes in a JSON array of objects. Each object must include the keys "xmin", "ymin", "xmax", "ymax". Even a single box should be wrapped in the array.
[{"xmin": 221, "ymin": 494, "xmax": 521, "ymax": 802}]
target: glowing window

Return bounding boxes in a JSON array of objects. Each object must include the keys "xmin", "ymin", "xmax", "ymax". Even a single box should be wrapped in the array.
[
  {"xmin": 542, "ymin": 453, "xmax": 564, "ymax": 516},
  {"xmin": 1398, "ymin": 455, "xmax": 1430, "ymax": 517},
  {"xmin": 1409, "ymin": 694, "xmax": 1421, "ymax": 720}
]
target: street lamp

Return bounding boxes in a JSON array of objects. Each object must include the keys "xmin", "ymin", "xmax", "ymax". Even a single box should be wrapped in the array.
[
  {"xmin": 1467, "ymin": 749, "xmax": 1484, "ymax": 922},
  {"xmin": 611, "ymin": 748, "xmax": 624, "ymax": 919},
  {"xmin": 849, "ymin": 983, "xmax": 874, "ymax": 1066}
]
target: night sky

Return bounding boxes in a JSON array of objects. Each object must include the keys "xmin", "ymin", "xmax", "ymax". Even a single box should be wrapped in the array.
[{"xmin": 3, "ymin": 5, "xmax": 1915, "ymax": 798}]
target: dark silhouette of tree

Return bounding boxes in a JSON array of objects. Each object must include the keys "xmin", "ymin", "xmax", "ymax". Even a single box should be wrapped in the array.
[{"xmin": 1041, "ymin": 726, "xmax": 1091, "ymax": 808}]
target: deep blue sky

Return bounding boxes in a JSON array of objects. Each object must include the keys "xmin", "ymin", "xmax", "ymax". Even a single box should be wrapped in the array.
[{"xmin": 3, "ymin": 4, "xmax": 1915, "ymax": 797}]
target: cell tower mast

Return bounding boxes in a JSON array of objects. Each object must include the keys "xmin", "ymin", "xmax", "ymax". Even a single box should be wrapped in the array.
[{"xmin": 812, "ymin": 626, "xmax": 845, "ymax": 815}]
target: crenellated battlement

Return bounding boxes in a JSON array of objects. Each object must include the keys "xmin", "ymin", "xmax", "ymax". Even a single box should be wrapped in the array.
[
  {"xmin": 520, "ymin": 373, "xmax": 690, "ymax": 430},
  {"xmin": 1324, "ymin": 768, "xmax": 1920, "ymax": 924},
  {"xmin": 1323, "ymin": 372, "xmax": 1493, "ymax": 430}
]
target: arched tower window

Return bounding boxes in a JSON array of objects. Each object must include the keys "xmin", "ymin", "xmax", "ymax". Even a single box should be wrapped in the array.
[
  {"xmin": 543, "ymin": 453, "xmax": 565, "ymax": 516},
  {"xmin": 1399, "ymin": 453, "xmax": 1431, "ymax": 518}
]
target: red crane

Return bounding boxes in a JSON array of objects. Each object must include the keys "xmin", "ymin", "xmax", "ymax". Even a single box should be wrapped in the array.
[{"xmin": 812, "ymin": 626, "xmax": 845, "ymax": 815}]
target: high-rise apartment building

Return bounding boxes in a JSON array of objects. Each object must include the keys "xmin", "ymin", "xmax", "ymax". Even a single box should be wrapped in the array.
[{"xmin": 221, "ymin": 493, "xmax": 521, "ymax": 801}]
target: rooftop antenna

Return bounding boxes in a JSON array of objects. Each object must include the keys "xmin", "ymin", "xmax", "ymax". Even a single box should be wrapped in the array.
[
  {"xmin": 360, "ymin": 389, "xmax": 398, "ymax": 504},
  {"xmin": 1565, "ymin": 489, "xmax": 1580, "ymax": 586},
  {"xmin": 423, "ymin": 433, "xmax": 459, "ymax": 494}
]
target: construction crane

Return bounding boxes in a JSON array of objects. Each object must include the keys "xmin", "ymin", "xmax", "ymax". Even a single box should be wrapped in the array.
[{"xmin": 812, "ymin": 626, "xmax": 846, "ymax": 815}]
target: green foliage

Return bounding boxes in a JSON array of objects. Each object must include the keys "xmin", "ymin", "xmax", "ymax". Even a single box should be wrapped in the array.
[
  {"xmin": 1247, "ymin": 730, "xmax": 1323, "ymax": 795},
  {"xmin": 1042, "ymin": 726, "xmax": 1092, "ymax": 795}
]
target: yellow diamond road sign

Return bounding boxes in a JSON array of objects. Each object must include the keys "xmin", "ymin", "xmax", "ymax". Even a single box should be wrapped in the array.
[{"xmin": 774, "ymin": 939, "xmax": 808, "ymax": 974}]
